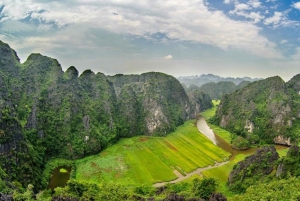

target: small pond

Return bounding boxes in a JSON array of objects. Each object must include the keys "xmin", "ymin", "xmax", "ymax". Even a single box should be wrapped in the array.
[{"xmin": 48, "ymin": 166, "xmax": 71, "ymax": 192}]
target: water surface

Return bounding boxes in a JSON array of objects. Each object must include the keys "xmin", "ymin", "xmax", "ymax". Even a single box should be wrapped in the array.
[
  {"xmin": 48, "ymin": 166, "xmax": 71, "ymax": 191},
  {"xmin": 197, "ymin": 115, "xmax": 287, "ymax": 160}
]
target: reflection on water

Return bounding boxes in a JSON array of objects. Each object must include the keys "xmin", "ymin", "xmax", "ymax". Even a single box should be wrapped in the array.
[
  {"xmin": 197, "ymin": 116, "xmax": 218, "ymax": 145},
  {"xmin": 48, "ymin": 166, "xmax": 71, "ymax": 192},
  {"xmin": 196, "ymin": 115, "xmax": 288, "ymax": 161}
]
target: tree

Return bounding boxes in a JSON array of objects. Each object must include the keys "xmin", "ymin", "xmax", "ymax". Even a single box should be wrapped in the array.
[{"xmin": 192, "ymin": 178, "xmax": 217, "ymax": 200}]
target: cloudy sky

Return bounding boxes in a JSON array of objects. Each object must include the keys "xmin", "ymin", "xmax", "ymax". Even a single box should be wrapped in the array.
[{"xmin": 0, "ymin": 0, "xmax": 300, "ymax": 80}]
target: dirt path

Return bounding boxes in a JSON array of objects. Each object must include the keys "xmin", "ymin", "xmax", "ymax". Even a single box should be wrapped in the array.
[{"xmin": 153, "ymin": 161, "xmax": 229, "ymax": 187}]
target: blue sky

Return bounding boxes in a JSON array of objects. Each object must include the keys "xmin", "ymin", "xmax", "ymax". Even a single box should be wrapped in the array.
[{"xmin": 0, "ymin": 0, "xmax": 300, "ymax": 80}]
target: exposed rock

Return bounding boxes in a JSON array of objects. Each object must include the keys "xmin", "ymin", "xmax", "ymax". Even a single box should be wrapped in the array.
[
  {"xmin": 214, "ymin": 76, "xmax": 300, "ymax": 143},
  {"xmin": 244, "ymin": 120, "xmax": 254, "ymax": 133},
  {"xmin": 65, "ymin": 66, "xmax": 79, "ymax": 80},
  {"xmin": 82, "ymin": 115, "xmax": 90, "ymax": 133},
  {"xmin": 276, "ymin": 163, "xmax": 284, "ymax": 177},
  {"xmin": 162, "ymin": 193, "xmax": 185, "ymax": 201},
  {"xmin": 273, "ymin": 135, "xmax": 291, "ymax": 146},
  {"xmin": 278, "ymin": 145, "xmax": 300, "ymax": 177},
  {"xmin": 228, "ymin": 146, "xmax": 279, "ymax": 185},
  {"xmin": 0, "ymin": 193, "xmax": 13, "ymax": 201},
  {"xmin": 209, "ymin": 193, "xmax": 227, "ymax": 201}
]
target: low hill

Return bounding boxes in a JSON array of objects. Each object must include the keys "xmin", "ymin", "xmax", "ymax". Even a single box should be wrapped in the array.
[{"xmin": 178, "ymin": 74, "xmax": 260, "ymax": 87}]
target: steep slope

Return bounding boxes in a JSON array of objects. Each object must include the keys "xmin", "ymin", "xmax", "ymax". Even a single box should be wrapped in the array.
[
  {"xmin": 0, "ymin": 40, "xmax": 212, "ymax": 190},
  {"xmin": 198, "ymin": 81, "xmax": 238, "ymax": 100},
  {"xmin": 212, "ymin": 76, "xmax": 300, "ymax": 145},
  {"xmin": 286, "ymin": 73, "xmax": 300, "ymax": 94},
  {"xmin": 188, "ymin": 89, "xmax": 213, "ymax": 115},
  {"xmin": 108, "ymin": 72, "xmax": 194, "ymax": 136},
  {"xmin": 228, "ymin": 146, "xmax": 279, "ymax": 193},
  {"xmin": 0, "ymin": 42, "xmax": 44, "ymax": 190}
]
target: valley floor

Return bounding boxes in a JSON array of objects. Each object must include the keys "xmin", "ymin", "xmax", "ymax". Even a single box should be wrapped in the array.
[
  {"xmin": 75, "ymin": 120, "xmax": 230, "ymax": 186},
  {"xmin": 48, "ymin": 100, "xmax": 289, "ymax": 200}
]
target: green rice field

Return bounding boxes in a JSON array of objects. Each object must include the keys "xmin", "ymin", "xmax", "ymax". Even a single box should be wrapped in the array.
[{"xmin": 75, "ymin": 120, "xmax": 231, "ymax": 186}]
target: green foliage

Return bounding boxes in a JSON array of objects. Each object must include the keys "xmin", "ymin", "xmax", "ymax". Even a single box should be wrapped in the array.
[
  {"xmin": 199, "ymin": 81, "xmax": 238, "ymax": 100},
  {"xmin": 231, "ymin": 136, "xmax": 250, "ymax": 150},
  {"xmin": 13, "ymin": 184, "xmax": 35, "ymax": 201},
  {"xmin": 192, "ymin": 178, "xmax": 217, "ymax": 200},
  {"xmin": 212, "ymin": 76, "xmax": 300, "ymax": 144},
  {"xmin": 134, "ymin": 185, "xmax": 155, "ymax": 196},
  {"xmin": 42, "ymin": 158, "xmax": 74, "ymax": 188},
  {"xmin": 230, "ymin": 177, "xmax": 300, "ymax": 201},
  {"xmin": 76, "ymin": 120, "xmax": 230, "ymax": 185},
  {"xmin": 53, "ymin": 180, "xmax": 133, "ymax": 201},
  {"xmin": 60, "ymin": 168, "xmax": 68, "ymax": 173},
  {"xmin": 279, "ymin": 145, "xmax": 300, "ymax": 178}
]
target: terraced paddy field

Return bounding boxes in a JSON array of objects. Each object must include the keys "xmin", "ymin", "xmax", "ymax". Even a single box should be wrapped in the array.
[{"xmin": 75, "ymin": 120, "xmax": 231, "ymax": 186}]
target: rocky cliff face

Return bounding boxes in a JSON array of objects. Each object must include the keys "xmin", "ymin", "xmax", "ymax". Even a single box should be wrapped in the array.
[
  {"xmin": 277, "ymin": 145, "xmax": 300, "ymax": 177},
  {"xmin": 213, "ymin": 76, "xmax": 300, "ymax": 144},
  {"xmin": 228, "ymin": 146, "xmax": 279, "ymax": 192},
  {"xmin": 0, "ymin": 40, "xmax": 212, "ymax": 162}
]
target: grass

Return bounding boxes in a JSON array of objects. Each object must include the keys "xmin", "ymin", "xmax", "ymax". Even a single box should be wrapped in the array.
[
  {"xmin": 201, "ymin": 154, "xmax": 246, "ymax": 183},
  {"xmin": 75, "ymin": 120, "xmax": 230, "ymax": 186},
  {"xmin": 277, "ymin": 148, "xmax": 288, "ymax": 158},
  {"xmin": 201, "ymin": 100, "xmax": 219, "ymax": 120}
]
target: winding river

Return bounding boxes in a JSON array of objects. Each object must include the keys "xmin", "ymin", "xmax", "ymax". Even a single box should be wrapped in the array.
[
  {"xmin": 197, "ymin": 116, "xmax": 256, "ymax": 161},
  {"xmin": 153, "ymin": 115, "xmax": 287, "ymax": 187}
]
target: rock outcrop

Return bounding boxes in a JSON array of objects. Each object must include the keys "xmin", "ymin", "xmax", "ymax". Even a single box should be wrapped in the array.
[
  {"xmin": 228, "ymin": 146, "xmax": 279, "ymax": 185},
  {"xmin": 273, "ymin": 135, "xmax": 291, "ymax": 146},
  {"xmin": 0, "ymin": 40, "xmax": 213, "ymax": 189},
  {"xmin": 213, "ymin": 76, "xmax": 300, "ymax": 144}
]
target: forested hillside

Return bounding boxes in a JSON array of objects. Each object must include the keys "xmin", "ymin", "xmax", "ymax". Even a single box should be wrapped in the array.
[
  {"xmin": 185, "ymin": 81, "xmax": 252, "ymax": 100},
  {"xmin": 0, "ymin": 40, "xmax": 212, "ymax": 191},
  {"xmin": 212, "ymin": 75, "xmax": 300, "ymax": 146}
]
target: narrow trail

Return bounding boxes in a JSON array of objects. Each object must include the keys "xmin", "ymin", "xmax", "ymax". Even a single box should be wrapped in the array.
[{"xmin": 153, "ymin": 161, "xmax": 229, "ymax": 187}]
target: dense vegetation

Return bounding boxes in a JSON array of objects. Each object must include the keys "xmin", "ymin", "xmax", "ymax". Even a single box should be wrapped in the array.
[
  {"xmin": 1, "ymin": 38, "xmax": 300, "ymax": 200},
  {"xmin": 75, "ymin": 120, "xmax": 230, "ymax": 185},
  {"xmin": 0, "ymin": 40, "xmax": 212, "ymax": 194},
  {"xmin": 211, "ymin": 75, "xmax": 300, "ymax": 146},
  {"xmin": 200, "ymin": 82, "xmax": 249, "ymax": 100}
]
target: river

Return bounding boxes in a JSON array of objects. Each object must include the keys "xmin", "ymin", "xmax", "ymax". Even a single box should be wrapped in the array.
[
  {"xmin": 153, "ymin": 115, "xmax": 287, "ymax": 187},
  {"xmin": 197, "ymin": 115, "xmax": 287, "ymax": 160}
]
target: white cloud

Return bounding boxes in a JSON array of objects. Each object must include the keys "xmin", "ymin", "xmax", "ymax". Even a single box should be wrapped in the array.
[
  {"xmin": 293, "ymin": 2, "xmax": 300, "ymax": 10},
  {"xmin": 248, "ymin": 0, "xmax": 261, "ymax": 8},
  {"xmin": 280, "ymin": 40, "xmax": 288, "ymax": 44},
  {"xmin": 0, "ymin": 0, "xmax": 283, "ymax": 59},
  {"xmin": 235, "ymin": 11, "xmax": 265, "ymax": 23},
  {"xmin": 264, "ymin": 11, "xmax": 298, "ymax": 27},
  {"xmin": 229, "ymin": 3, "xmax": 251, "ymax": 15},
  {"xmin": 235, "ymin": 3, "xmax": 251, "ymax": 11},
  {"xmin": 223, "ymin": 0, "xmax": 232, "ymax": 4},
  {"xmin": 164, "ymin": 55, "xmax": 173, "ymax": 60},
  {"xmin": 264, "ymin": 12, "xmax": 283, "ymax": 27}
]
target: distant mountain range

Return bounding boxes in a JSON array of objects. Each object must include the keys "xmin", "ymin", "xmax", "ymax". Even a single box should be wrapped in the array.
[{"xmin": 178, "ymin": 74, "xmax": 262, "ymax": 87}]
